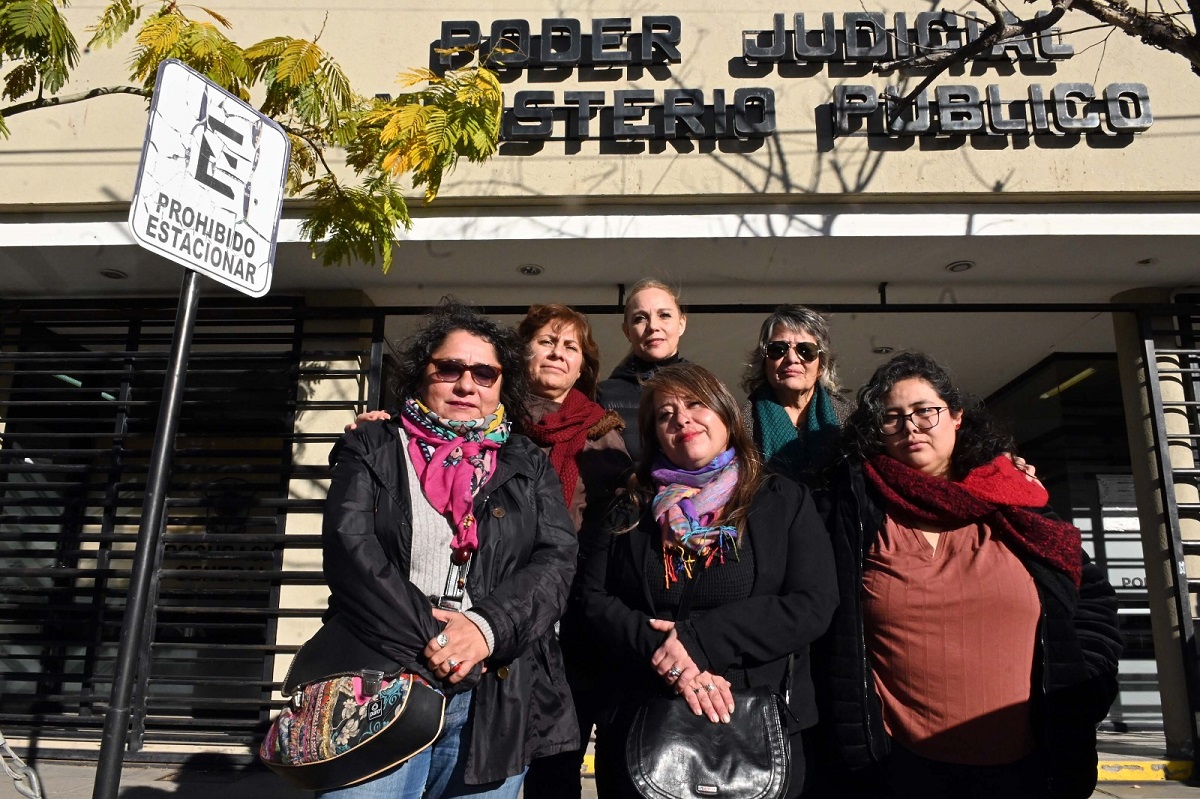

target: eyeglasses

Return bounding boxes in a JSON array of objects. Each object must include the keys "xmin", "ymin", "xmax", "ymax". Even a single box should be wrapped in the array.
[
  {"xmin": 879, "ymin": 406, "xmax": 948, "ymax": 435},
  {"xmin": 762, "ymin": 341, "xmax": 822, "ymax": 363},
  {"xmin": 428, "ymin": 359, "xmax": 502, "ymax": 388}
]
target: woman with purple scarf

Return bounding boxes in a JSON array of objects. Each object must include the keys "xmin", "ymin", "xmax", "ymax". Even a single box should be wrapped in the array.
[
  {"xmin": 318, "ymin": 302, "xmax": 578, "ymax": 799},
  {"xmin": 578, "ymin": 363, "xmax": 839, "ymax": 799}
]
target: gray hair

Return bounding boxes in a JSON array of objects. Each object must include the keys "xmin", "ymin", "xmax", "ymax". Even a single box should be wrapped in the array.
[{"xmin": 741, "ymin": 305, "xmax": 840, "ymax": 395}]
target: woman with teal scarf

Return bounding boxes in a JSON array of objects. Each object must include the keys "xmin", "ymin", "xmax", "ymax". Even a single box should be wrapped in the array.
[{"xmin": 742, "ymin": 305, "xmax": 852, "ymax": 486}]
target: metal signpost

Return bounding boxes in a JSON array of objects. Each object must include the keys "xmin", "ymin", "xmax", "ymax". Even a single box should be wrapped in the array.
[{"xmin": 94, "ymin": 59, "xmax": 289, "ymax": 799}]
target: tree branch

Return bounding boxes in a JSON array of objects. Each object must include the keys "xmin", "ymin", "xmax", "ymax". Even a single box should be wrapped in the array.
[
  {"xmin": 1, "ymin": 85, "xmax": 151, "ymax": 117},
  {"xmin": 1069, "ymin": 0, "xmax": 1200, "ymax": 73},
  {"xmin": 875, "ymin": 0, "xmax": 1071, "ymax": 119}
]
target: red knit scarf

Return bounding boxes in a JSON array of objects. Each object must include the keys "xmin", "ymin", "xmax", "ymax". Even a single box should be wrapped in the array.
[
  {"xmin": 525, "ymin": 388, "xmax": 606, "ymax": 506},
  {"xmin": 864, "ymin": 454, "xmax": 1082, "ymax": 586}
]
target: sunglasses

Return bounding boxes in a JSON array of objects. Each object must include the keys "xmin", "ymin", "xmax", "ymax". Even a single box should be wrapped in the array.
[
  {"xmin": 762, "ymin": 341, "xmax": 822, "ymax": 363},
  {"xmin": 428, "ymin": 359, "xmax": 502, "ymax": 388}
]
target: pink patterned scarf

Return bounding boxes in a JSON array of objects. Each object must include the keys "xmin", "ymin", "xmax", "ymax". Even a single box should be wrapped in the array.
[{"xmin": 400, "ymin": 396, "xmax": 510, "ymax": 557}]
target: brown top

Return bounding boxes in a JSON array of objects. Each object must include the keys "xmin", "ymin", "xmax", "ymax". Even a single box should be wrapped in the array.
[
  {"xmin": 526, "ymin": 394, "xmax": 631, "ymax": 531},
  {"xmin": 862, "ymin": 515, "xmax": 1041, "ymax": 765}
]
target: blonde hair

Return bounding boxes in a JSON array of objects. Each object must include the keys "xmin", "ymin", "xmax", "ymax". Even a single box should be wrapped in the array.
[{"xmin": 623, "ymin": 279, "xmax": 685, "ymax": 322}]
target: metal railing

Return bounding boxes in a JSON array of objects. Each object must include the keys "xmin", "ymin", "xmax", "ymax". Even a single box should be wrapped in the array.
[{"xmin": 1140, "ymin": 296, "xmax": 1200, "ymax": 769}]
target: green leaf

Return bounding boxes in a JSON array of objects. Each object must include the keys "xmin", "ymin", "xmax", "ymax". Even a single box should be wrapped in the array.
[
  {"xmin": 3, "ymin": 61, "xmax": 38, "ymax": 100},
  {"xmin": 86, "ymin": 1, "xmax": 142, "ymax": 49},
  {"xmin": 276, "ymin": 38, "xmax": 321, "ymax": 87}
]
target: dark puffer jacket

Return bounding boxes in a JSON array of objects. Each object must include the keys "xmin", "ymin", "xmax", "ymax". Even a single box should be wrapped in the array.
[
  {"xmin": 321, "ymin": 419, "xmax": 580, "ymax": 784},
  {"xmin": 597, "ymin": 353, "xmax": 687, "ymax": 462},
  {"xmin": 821, "ymin": 462, "xmax": 1122, "ymax": 799}
]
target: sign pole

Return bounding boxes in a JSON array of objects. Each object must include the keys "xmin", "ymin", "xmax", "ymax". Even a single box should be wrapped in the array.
[{"xmin": 93, "ymin": 269, "xmax": 203, "ymax": 799}]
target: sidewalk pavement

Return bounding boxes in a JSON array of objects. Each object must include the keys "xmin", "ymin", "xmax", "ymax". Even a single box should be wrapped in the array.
[{"xmin": 7, "ymin": 731, "xmax": 1196, "ymax": 799}]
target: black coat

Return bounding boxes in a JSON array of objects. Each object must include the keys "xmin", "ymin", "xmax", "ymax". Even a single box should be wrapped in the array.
[
  {"xmin": 321, "ymin": 420, "xmax": 580, "ymax": 784},
  {"xmin": 578, "ymin": 474, "xmax": 840, "ymax": 734},
  {"xmin": 821, "ymin": 462, "xmax": 1123, "ymax": 799},
  {"xmin": 597, "ymin": 353, "xmax": 687, "ymax": 462}
]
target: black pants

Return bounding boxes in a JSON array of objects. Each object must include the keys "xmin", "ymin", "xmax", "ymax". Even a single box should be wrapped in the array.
[
  {"xmin": 523, "ymin": 681, "xmax": 603, "ymax": 799},
  {"xmin": 884, "ymin": 745, "xmax": 1046, "ymax": 799}
]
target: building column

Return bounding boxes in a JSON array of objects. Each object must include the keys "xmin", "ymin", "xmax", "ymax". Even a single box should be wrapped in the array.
[{"xmin": 1112, "ymin": 287, "xmax": 1199, "ymax": 759}]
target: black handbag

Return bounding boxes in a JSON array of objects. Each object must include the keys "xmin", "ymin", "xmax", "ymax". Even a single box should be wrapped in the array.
[
  {"xmin": 259, "ymin": 617, "xmax": 446, "ymax": 792},
  {"xmin": 625, "ymin": 575, "xmax": 792, "ymax": 799},
  {"xmin": 626, "ymin": 685, "xmax": 790, "ymax": 799}
]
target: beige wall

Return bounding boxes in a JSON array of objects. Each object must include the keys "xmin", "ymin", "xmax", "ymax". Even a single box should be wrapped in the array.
[{"xmin": 2, "ymin": 1, "xmax": 1198, "ymax": 209}]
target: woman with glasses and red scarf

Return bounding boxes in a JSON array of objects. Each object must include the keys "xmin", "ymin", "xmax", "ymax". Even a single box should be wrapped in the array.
[
  {"xmin": 821, "ymin": 351, "xmax": 1122, "ymax": 799},
  {"xmin": 741, "ymin": 305, "xmax": 853, "ymax": 488},
  {"xmin": 319, "ymin": 301, "xmax": 579, "ymax": 799}
]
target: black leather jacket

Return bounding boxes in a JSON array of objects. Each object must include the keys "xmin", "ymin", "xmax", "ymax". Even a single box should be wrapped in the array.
[
  {"xmin": 821, "ymin": 461, "xmax": 1122, "ymax": 799},
  {"xmin": 321, "ymin": 420, "xmax": 579, "ymax": 784}
]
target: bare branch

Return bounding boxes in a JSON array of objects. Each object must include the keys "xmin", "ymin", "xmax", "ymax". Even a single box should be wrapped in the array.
[
  {"xmin": 2, "ymin": 85, "xmax": 150, "ymax": 117},
  {"xmin": 876, "ymin": 0, "xmax": 1070, "ymax": 118},
  {"xmin": 1070, "ymin": 0, "xmax": 1200, "ymax": 73}
]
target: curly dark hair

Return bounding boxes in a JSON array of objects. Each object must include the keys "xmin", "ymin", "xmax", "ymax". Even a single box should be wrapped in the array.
[
  {"xmin": 389, "ymin": 299, "xmax": 529, "ymax": 424},
  {"xmin": 842, "ymin": 351, "xmax": 1014, "ymax": 479}
]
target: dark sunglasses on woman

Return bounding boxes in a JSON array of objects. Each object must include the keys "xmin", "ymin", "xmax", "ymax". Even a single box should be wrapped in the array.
[
  {"xmin": 429, "ymin": 359, "xmax": 502, "ymax": 387},
  {"xmin": 763, "ymin": 341, "xmax": 822, "ymax": 363}
]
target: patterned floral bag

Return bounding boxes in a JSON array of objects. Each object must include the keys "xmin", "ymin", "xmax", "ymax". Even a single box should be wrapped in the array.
[{"xmin": 259, "ymin": 624, "xmax": 446, "ymax": 792}]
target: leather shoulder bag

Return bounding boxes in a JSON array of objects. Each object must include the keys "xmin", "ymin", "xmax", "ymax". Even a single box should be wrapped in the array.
[
  {"xmin": 259, "ymin": 617, "xmax": 446, "ymax": 792},
  {"xmin": 625, "ymin": 574, "xmax": 792, "ymax": 799}
]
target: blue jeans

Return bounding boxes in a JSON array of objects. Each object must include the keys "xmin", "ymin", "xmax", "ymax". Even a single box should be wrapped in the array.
[{"xmin": 318, "ymin": 690, "xmax": 527, "ymax": 799}]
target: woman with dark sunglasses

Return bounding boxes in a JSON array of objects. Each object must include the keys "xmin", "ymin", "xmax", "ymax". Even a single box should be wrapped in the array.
[
  {"xmin": 316, "ymin": 301, "xmax": 579, "ymax": 799},
  {"xmin": 820, "ymin": 351, "xmax": 1121, "ymax": 799},
  {"xmin": 741, "ymin": 305, "xmax": 852, "ymax": 487}
]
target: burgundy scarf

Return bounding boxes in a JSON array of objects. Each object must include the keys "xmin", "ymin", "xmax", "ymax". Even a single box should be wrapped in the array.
[
  {"xmin": 864, "ymin": 454, "xmax": 1082, "ymax": 586},
  {"xmin": 525, "ymin": 388, "xmax": 606, "ymax": 506}
]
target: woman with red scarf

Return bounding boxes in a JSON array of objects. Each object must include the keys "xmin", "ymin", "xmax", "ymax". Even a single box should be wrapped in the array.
[
  {"xmin": 822, "ymin": 351, "xmax": 1122, "ymax": 799},
  {"xmin": 519, "ymin": 304, "xmax": 632, "ymax": 799}
]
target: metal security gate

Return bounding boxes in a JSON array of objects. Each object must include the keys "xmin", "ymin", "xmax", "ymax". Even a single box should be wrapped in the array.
[
  {"xmin": 1140, "ymin": 294, "xmax": 1200, "ymax": 769},
  {"xmin": 0, "ymin": 297, "xmax": 377, "ymax": 757}
]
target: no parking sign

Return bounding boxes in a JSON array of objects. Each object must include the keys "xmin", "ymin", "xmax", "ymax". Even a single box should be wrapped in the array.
[{"xmin": 129, "ymin": 59, "xmax": 290, "ymax": 297}]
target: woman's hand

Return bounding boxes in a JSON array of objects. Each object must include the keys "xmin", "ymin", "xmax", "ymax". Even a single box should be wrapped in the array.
[
  {"xmin": 648, "ymin": 618, "xmax": 700, "ymax": 689},
  {"xmin": 423, "ymin": 608, "xmax": 489, "ymax": 684},
  {"xmin": 681, "ymin": 672, "xmax": 735, "ymax": 724},
  {"xmin": 345, "ymin": 409, "xmax": 391, "ymax": 433},
  {"xmin": 1006, "ymin": 452, "xmax": 1041, "ymax": 484}
]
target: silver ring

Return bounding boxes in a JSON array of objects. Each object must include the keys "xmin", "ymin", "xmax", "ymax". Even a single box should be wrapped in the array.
[
  {"xmin": 447, "ymin": 658, "xmax": 459, "ymax": 669},
  {"xmin": 705, "ymin": 683, "xmax": 717, "ymax": 693},
  {"xmin": 667, "ymin": 666, "xmax": 682, "ymax": 679},
  {"xmin": 436, "ymin": 632, "xmax": 449, "ymax": 648}
]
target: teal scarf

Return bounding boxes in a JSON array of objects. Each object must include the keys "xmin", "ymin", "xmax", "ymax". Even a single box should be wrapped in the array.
[{"xmin": 751, "ymin": 382, "xmax": 841, "ymax": 479}]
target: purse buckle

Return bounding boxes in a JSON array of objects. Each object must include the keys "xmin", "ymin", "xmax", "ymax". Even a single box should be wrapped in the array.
[{"xmin": 360, "ymin": 669, "xmax": 385, "ymax": 698}]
